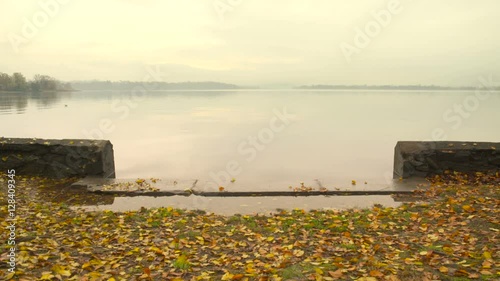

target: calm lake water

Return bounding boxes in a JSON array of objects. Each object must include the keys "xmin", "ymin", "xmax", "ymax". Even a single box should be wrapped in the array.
[{"xmin": 1, "ymin": 89, "xmax": 499, "ymax": 192}]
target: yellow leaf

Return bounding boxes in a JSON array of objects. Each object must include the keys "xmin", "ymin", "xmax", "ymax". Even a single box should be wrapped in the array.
[
  {"xmin": 40, "ymin": 272, "xmax": 55, "ymax": 280},
  {"xmin": 439, "ymin": 266, "xmax": 448, "ymax": 273},
  {"xmin": 89, "ymin": 271, "xmax": 102, "ymax": 278},
  {"xmin": 149, "ymin": 246, "xmax": 163, "ymax": 254},
  {"xmin": 443, "ymin": 246, "xmax": 453, "ymax": 253},
  {"xmin": 483, "ymin": 251, "xmax": 492, "ymax": 259},
  {"xmin": 52, "ymin": 265, "xmax": 71, "ymax": 276},
  {"xmin": 108, "ymin": 278, "xmax": 116, "ymax": 281},
  {"xmin": 462, "ymin": 205, "xmax": 472, "ymax": 212},
  {"xmin": 315, "ymin": 267, "xmax": 324, "ymax": 275},
  {"xmin": 5, "ymin": 272, "xmax": 15, "ymax": 280},
  {"xmin": 222, "ymin": 272, "xmax": 234, "ymax": 280},
  {"xmin": 293, "ymin": 250, "xmax": 304, "ymax": 257}
]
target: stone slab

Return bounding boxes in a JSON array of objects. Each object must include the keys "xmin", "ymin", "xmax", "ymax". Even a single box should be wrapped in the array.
[
  {"xmin": 393, "ymin": 141, "xmax": 500, "ymax": 178},
  {"xmin": 0, "ymin": 137, "xmax": 115, "ymax": 178},
  {"xmin": 71, "ymin": 177, "xmax": 423, "ymax": 197}
]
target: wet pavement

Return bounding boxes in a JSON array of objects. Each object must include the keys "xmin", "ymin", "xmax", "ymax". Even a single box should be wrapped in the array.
[{"xmin": 69, "ymin": 177, "xmax": 428, "ymax": 215}]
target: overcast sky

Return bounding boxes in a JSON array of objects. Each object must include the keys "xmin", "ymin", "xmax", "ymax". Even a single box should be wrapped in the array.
[{"xmin": 1, "ymin": 0, "xmax": 499, "ymax": 87}]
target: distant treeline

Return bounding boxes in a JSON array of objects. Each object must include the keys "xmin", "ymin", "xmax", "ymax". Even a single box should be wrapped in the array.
[
  {"xmin": 0, "ymin": 72, "xmax": 73, "ymax": 92},
  {"xmin": 296, "ymin": 84, "xmax": 500, "ymax": 90},
  {"xmin": 71, "ymin": 80, "xmax": 244, "ymax": 91}
]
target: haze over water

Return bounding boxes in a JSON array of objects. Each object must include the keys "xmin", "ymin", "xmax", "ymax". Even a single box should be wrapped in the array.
[{"xmin": 1, "ymin": 89, "xmax": 499, "ymax": 190}]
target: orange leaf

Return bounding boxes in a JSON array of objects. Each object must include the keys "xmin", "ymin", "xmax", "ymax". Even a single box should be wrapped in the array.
[
  {"xmin": 232, "ymin": 274, "xmax": 245, "ymax": 280},
  {"xmin": 386, "ymin": 275, "xmax": 401, "ymax": 281},
  {"xmin": 369, "ymin": 270, "xmax": 384, "ymax": 277},
  {"xmin": 482, "ymin": 260, "xmax": 492, "ymax": 269},
  {"xmin": 328, "ymin": 269, "xmax": 343, "ymax": 278},
  {"xmin": 468, "ymin": 273, "xmax": 480, "ymax": 279}
]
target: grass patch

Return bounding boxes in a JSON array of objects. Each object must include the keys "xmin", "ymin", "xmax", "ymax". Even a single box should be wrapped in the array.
[
  {"xmin": 172, "ymin": 255, "xmax": 190, "ymax": 270},
  {"xmin": 280, "ymin": 264, "xmax": 305, "ymax": 279}
]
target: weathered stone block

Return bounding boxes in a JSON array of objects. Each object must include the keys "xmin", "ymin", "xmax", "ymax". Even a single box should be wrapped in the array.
[
  {"xmin": 0, "ymin": 137, "xmax": 115, "ymax": 178},
  {"xmin": 393, "ymin": 141, "xmax": 499, "ymax": 178}
]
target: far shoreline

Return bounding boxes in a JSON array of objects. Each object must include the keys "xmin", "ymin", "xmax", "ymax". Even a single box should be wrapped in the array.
[{"xmin": 0, "ymin": 89, "xmax": 79, "ymax": 94}]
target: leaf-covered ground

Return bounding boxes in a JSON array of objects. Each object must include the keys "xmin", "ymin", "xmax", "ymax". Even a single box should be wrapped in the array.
[{"xmin": 0, "ymin": 172, "xmax": 498, "ymax": 281}]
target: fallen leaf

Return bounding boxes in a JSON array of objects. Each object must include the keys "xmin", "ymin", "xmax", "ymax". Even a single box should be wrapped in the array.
[
  {"xmin": 232, "ymin": 274, "xmax": 245, "ymax": 280},
  {"xmin": 52, "ymin": 265, "xmax": 71, "ymax": 277},
  {"xmin": 369, "ymin": 270, "xmax": 384, "ymax": 277},
  {"xmin": 439, "ymin": 266, "xmax": 448, "ymax": 273},
  {"xmin": 222, "ymin": 272, "xmax": 234, "ymax": 280},
  {"xmin": 294, "ymin": 250, "xmax": 304, "ymax": 257},
  {"xmin": 356, "ymin": 277, "xmax": 377, "ymax": 281},
  {"xmin": 328, "ymin": 270, "xmax": 343, "ymax": 278}
]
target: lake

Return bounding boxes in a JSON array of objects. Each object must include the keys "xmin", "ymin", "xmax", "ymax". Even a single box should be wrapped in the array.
[{"xmin": 1, "ymin": 89, "xmax": 499, "ymax": 192}]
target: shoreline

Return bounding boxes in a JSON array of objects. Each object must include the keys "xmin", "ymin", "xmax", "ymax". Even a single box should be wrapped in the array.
[{"xmin": 0, "ymin": 89, "xmax": 78, "ymax": 94}]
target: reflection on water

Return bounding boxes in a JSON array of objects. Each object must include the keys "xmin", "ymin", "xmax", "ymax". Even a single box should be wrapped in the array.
[
  {"xmin": 67, "ymin": 176, "xmax": 422, "ymax": 215},
  {"xmin": 76, "ymin": 195, "xmax": 403, "ymax": 216},
  {"xmin": 0, "ymin": 92, "xmax": 29, "ymax": 114},
  {"xmin": 0, "ymin": 91, "xmax": 70, "ymax": 114},
  {"xmin": 1, "ymin": 89, "xmax": 500, "ymax": 190}
]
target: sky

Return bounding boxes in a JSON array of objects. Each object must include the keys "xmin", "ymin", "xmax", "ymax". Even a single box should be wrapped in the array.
[{"xmin": 1, "ymin": 0, "xmax": 499, "ymax": 87}]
